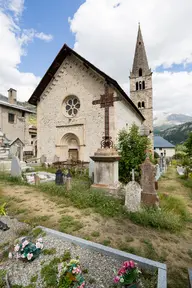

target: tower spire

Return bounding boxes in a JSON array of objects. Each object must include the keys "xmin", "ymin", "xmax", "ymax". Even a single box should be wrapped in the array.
[{"xmin": 131, "ymin": 25, "xmax": 151, "ymax": 77}]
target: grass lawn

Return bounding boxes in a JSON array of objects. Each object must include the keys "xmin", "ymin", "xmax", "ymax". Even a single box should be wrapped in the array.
[{"xmin": 0, "ymin": 166, "xmax": 192, "ymax": 287}]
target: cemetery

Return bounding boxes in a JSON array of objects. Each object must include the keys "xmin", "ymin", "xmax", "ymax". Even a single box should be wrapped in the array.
[{"xmin": 0, "ymin": 140, "xmax": 192, "ymax": 287}]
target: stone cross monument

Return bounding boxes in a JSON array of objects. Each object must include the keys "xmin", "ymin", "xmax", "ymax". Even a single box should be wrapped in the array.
[{"xmin": 90, "ymin": 84, "xmax": 121, "ymax": 193}]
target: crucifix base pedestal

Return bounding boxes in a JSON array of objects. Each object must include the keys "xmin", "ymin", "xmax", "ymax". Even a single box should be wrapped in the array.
[{"xmin": 90, "ymin": 148, "xmax": 121, "ymax": 194}]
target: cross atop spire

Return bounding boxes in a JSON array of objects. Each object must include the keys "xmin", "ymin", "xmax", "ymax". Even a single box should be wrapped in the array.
[{"xmin": 131, "ymin": 25, "xmax": 151, "ymax": 78}]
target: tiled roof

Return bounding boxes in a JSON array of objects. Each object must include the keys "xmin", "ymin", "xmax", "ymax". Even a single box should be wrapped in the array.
[
  {"xmin": 154, "ymin": 136, "xmax": 175, "ymax": 148},
  {"xmin": 0, "ymin": 100, "xmax": 35, "ymax": 113}
]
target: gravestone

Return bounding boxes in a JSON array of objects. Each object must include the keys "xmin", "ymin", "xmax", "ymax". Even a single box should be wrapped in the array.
[
  {"xmin": 40, "ymin": 155, "xmax": 47, "ymax": 164},
  {"xmin": 11, "ymin": 156, "xmax": 21, "ymax": 177},
  {"xmin": 34, "ymin": 174, "xmax": 40, "ymax": 185},
  {"xmin": 53, "ymin": 155, "xmax": 60, "ymax": 163},
  {"xmin": 55, "ymin": 169, "xmax": 64, "ymax": 185},
  {"xmin": 140, "ymin": 158, "xmax": 159, "ymax": 207},
  {"xmin": 125, "ymin": 181, "xmax": 142, "ymax": 212},
  {"xmin": 155, "ymin": 164, "xmax": 161, "ymax": 181}
]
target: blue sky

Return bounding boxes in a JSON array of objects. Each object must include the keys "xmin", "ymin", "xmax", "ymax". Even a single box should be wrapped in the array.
[
  {"xmin": 19, "ymin": 0, "xmax": 85, "ymax": 76},
  {"xmin": 0, "ymin": 0, "xmax": 192, "ymax": 114}
]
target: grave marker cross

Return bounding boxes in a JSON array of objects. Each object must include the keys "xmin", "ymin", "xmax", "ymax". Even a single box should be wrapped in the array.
[
  {"xmin": 130, "ymin": 169, "xmax": 135, "ymax": 181},
  {"xmin": 92, "ymin": 84, "xmax": 120, "ymax": 148}
]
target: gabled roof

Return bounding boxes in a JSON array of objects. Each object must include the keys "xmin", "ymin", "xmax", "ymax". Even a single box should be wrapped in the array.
[
  {"xmin": 28, "ymin": 44, "xmax": 145, "ymax": 121},
  {"xmin": 0, "ymin": 99, "xmax": 35, "ymax": 114},
  {"xmin": 154, "ymin": 136, "xmax": 175, "ymax": 148},
  {"xmin": 10, "ymin": 138, "xmax": 25, "ymax": 147}
]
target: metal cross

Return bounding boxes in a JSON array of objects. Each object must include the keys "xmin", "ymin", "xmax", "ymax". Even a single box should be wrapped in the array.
[
  {"xmin": 92, "ymin": 84, "xmax": 120, "ymax": 148},
  {"xmin": 130, "ymin": 169, "xmax": 135, "ymax": 181}
]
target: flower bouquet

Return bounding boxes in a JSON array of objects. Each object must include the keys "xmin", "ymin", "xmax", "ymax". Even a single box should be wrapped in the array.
[
  {"xmin": 9, "ymin": 237, "xmax": 43, "ymax": 262},
  {"xmin": 114, "ymin": 260, "xmax": 141, "ymax": 288},
  {"xmin": 57, "ymin": 259, "xmax": 85, "ymax": 288}
]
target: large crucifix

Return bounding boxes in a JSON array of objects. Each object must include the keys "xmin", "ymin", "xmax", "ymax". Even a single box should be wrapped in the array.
[{"xmin": 92, "ymin": 84, "xmax": 120, "ymax": 148}]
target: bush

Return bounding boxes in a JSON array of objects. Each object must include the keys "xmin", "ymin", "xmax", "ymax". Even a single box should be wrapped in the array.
[{"xmin": 118, "ymin": 124, "xmax": 149, "ymax": 183}]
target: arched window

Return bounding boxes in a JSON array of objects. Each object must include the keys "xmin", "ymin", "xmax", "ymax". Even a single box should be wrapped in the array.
[
  {"xmin": 142, "ymin": 101, "xmax": 145, "ymax": 108},
  {"xmin": 136, "ymin": 82, "xmax": 138, "ymax": 91},
  {"xmin": 138, "ymin": 102, "xmax": 141, "ymax": 108},
  {"xmin": 142, "ymin": 81, "xmax": 145, "ymax": 89},
  {"xmin": 139, "ymin": 68, "xmax": 142, "ymax": 77},
  {"xmin": 139, "ymin": 81, "xmax": 142, "ymax": 90}
]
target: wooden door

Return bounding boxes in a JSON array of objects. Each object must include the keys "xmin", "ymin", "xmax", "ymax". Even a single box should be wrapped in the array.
[{"xmin": 68, "ymin": 149, "xmax": 78, "ymax": 161}]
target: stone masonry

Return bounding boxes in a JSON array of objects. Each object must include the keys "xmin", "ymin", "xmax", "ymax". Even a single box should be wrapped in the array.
[
  {"xmin": 130, "ymin": 25, "xmax": 154, "ymax": 150},
  {"xmin": 36, "ymin": 53, "xmax": 143, "ymax": 163}
]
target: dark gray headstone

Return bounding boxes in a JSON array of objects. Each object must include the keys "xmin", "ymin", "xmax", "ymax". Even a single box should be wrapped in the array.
[{"xmin": 55, "ymin": 169, "xmax": 64, "ymax": 185}]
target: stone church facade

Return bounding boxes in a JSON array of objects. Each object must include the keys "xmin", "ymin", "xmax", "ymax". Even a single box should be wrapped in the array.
[{"xmin": 28, "ymin": 26, "xmax": 153, "ymax": 163}]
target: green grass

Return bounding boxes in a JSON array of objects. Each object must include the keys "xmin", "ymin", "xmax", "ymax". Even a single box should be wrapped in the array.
[
  {"xmin": 91, "ymin": 231, "xmax": 100, "ymax": 237},
  {"xmin": 31, "ymin": 227, "xmax": 43, "ymax": 238},
  {"xmin": 129, "ymin": 207, "xmax": 183, "ymax": 232},
  {"xmin": 59, "ymin": 215, "xmax": 83, "ymax": 234},
  {"xmin": 0, "ymin": 270, "xmax": 6, "ymax": 288},
  {"xmin": 159, "ymin": 194, "xmax": 189, "ymax": 221},
  {"xmin": 42, "ymin": 248, "xmax": 56, "ymax": 255}
]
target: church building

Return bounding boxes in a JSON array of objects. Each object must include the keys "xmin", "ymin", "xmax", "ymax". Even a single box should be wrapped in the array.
[{"xmin": 28, "ymin": 26, "xmax": 153, "ymax": 163}]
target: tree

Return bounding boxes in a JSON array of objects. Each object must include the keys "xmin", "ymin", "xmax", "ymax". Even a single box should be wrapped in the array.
[
  {"xmin": 185, "ymin": 132, "xmax": 192, "ymax": 156},
  {"xmin": 118, "ymin": 124, "xmax": 150, "ymax": 184}
]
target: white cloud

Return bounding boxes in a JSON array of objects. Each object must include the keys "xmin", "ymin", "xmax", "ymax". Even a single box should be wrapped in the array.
[
  {"xmin": 69, "ymin": 0, "xmax": 192, "ymax": 114},
  {"xmin": 0, "ymin": 1, "xmax": 53, "ymax": 102}
]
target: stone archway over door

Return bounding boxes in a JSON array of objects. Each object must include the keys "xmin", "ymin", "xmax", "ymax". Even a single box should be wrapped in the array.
[{"xmin": 61, "ymin": 133, "xmax": 80, "ymax": 161}]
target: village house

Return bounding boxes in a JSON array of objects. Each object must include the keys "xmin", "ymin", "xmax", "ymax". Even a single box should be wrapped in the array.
[
  {"xmin": 154, "ymin": 136, "xmax": 175, "ymax": 158},
  {"xmin": 0, "ymin": 88, "xmax": 37, "ymax": 158},
  {"xmin": 28, "ymin": 26, "xmax": 153, "ymax": 163}
]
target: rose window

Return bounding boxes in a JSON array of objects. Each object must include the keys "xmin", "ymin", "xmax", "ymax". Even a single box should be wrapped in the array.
[{"xmin": 65, "ymin": 96, "xmax": 80, "ymax": 117}]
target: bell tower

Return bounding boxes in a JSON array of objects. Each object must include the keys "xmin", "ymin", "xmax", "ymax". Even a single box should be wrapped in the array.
[{"xmin": 130, "ymin": 24, "xmax": 153, "ymax": 149}]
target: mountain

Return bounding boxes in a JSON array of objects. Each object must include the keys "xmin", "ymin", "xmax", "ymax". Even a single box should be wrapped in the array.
[
  {"xmin": 157, "ymin": 121, "xmax": 192, "ymax": 145},
  {"xmin": 153, "ymin": 112, "xmax": 192, "ymax": 131}
]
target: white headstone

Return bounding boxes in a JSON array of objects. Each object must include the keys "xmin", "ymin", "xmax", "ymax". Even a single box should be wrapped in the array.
[
  {"xmin": 125, "ymin": 181, "xmax": 142, "ymax": 212},
  {"xmin": 40, "ymin": 155, "xmax": 47, "ymax": 164},
  {"xmin": 11, "ymin": 156, "xmax": 22, "ymax": 177}
]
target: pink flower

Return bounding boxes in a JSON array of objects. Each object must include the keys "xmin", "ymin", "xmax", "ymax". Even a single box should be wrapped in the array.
[
  {"xmin": 22, "ymin": 240, "xmax": 29, "ymax": 249},
  {"xmin": 114, "ymin": 276, "xmax": 120, "ymax": 283},
  {"xmin": 14, "ymin": 244, "xmax": 20, "ymax": 252},
  {"xmin": 129, "ymin": 260, "xmax": 135, "ymax": 268},
  {"xmin": 36, "ymin": 242, "xmax": 43, "ymax": 249},
  {"xmin": 123, "ymin": 261, "xmax": 130, "ymax": 269},
  {"xmin": 118, "ymin": 268, "xmax": 126, "ymax": 275},
  {"xmin": 27, "ymin": 253, "xmax": 33, "ymax": 260},
  {"xmin": 37, "ymin": 238, "xmax": 43, "ymax": 243},
  {"xmin": 78, "ymin": 283, "xmax": 85, "ymax": 288}
]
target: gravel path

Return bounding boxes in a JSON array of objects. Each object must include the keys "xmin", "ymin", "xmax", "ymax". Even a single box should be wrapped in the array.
[{"xmin": 0, "ymin": 217, "xmax": 123, "ymax": 288}]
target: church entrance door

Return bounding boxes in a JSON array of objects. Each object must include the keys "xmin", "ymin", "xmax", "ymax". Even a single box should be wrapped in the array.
[
  {"xmin": 61, "ymin": 133, "xmax": 80, "ymax": 161},
  {"xmin": 68, "ymin": 149, "xmax": 78, "ymax": 161}
]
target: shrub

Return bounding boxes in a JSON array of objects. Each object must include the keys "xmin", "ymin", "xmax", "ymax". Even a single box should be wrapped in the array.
[{"xmin": 118, "ymin": 124, "xmax": 149, "ymax": 183}]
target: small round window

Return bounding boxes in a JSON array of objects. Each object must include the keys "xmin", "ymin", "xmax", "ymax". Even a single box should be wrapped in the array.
[{"xmin": 64, "ymin": 96, "xmax": 80, "ymax": 117}]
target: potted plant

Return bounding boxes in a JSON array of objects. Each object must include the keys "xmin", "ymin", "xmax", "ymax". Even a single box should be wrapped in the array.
[
  {"xmin": 113, "ymin": 260, "xmax": 141, "ymax": 287},
  {"xmin": 57, "ymin": 259, "xmax": 85, "ymax": 288},
  {"xmin": 9, "ymin": 237, "xmax": 43, "ymax": 262}
]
